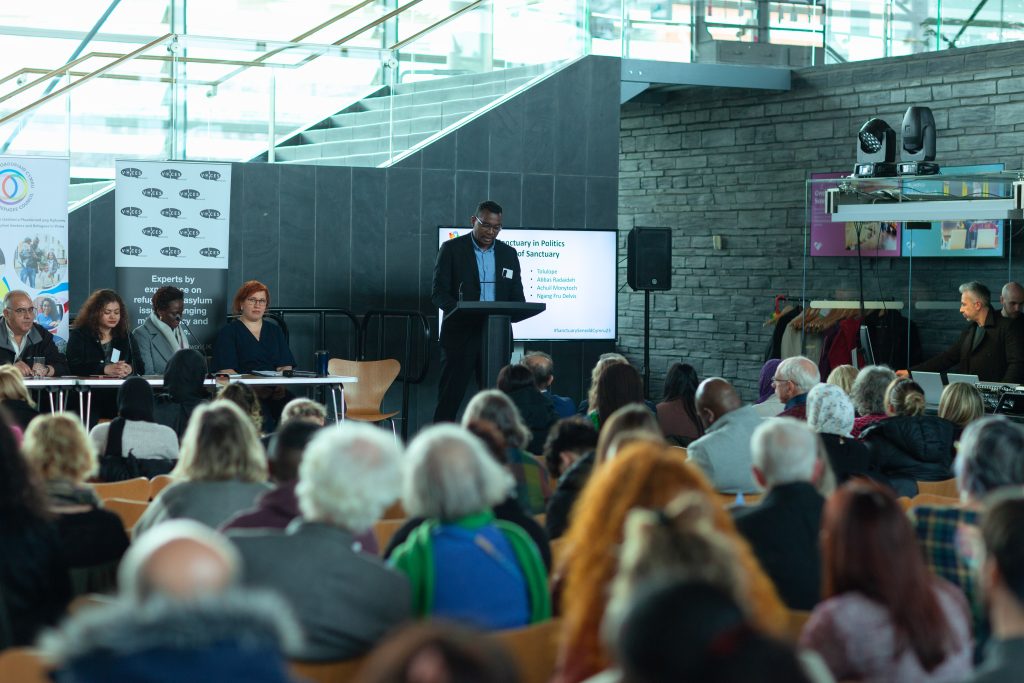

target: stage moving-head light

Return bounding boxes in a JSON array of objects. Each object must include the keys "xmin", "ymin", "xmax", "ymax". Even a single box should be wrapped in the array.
[
  {"xmin": 898, "ymin": 105, "xmax": 939, "ymax": 176},
  {"xmin": 854, "ymin": 118, "xmax": 897, "ymax": 178}
]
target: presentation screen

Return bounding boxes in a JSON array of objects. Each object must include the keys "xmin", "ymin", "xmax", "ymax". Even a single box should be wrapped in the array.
[{"xmin": 437, "ymin": 228, "xmax": 617, "ymax": 340}]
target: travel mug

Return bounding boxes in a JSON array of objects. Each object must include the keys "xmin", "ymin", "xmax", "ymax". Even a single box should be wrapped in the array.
[{"xmin": 314, "ymin": 350, "xmax": 329, "ymax": 377}]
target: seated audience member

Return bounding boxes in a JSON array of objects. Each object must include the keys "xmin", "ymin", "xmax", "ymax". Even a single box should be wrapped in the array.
[
  {"xmin": 965, "ymin": 491, "xmax": 1024, "ymax": 683},
  {"xmin": 131, "ymin": 285, "xmax": 189, "ymax": 376},
  {"xmin": 462, "ymin": 389, "xmax": 552, "ymax": 515},
  {"xmin": 911, "ymin": 417, "xmax": 1024, "ymax": 658},
  {"xmin": 67, "ymin": 289, "xmax": 139, "ymax": 378},
  {"xmin": 826, "ymin": 364, "xmax": 859, "ymax": 396},
  {"xmin": 587, "ymin": 361, "xmax": 646, "ymax": 431},
  {"xmin": 0, "ymin": 363, "xmax": 39, "ymax": 429},
  {"xmin": 42, "ymin": 519, "xmax": 301, "ymax": 683},
  {"xmin": 280, "ymin": 397, "xmax": 327, "ymax": 426},
  {"xmin": 23, "ymin": 414, "xmax": 128, "ymax": 594},
  {"xmin": 687, "ymin": 378, "xmax": 762, "ymax": 493},
  {"xmin": 543, "ymin": 417, "xmax": 598, "ymax": 540},
  {"xmin": 0, "ymin": 289, "xmax": 68, "ymax": 377},
  {"xmin": 773, "ymin": 356, "xmax": 820, "ymax": 420},
  {"xmin": 753, "ymin": 359, "xmax": 784, "ymax": 418},
  {"xmin": 938, "ymin": 382, "xmax": 985, "ymax": 436},
  {"xmin": 497, "ymin": 363, "xmax": 557, "ymax": 455},
  {"xmin": 153, "ymin": 348, "xmax": 210, "ymax": 440},
  {"xmin": 91, "ymin": 376, "xmax": 179, "ymax": 481},
  {"xmin": 655, "ymin": 362, "xmax": 703, "ymax": 445},
  {"xmin": 230, "ymin": 422, "xmax": 411, "ymax": 661},
  {"xmin": 556, "ymin": 443, "xmax": 786, "ymax": 683},
  {"xmin": 134, "ymin": 401, "xmax": 271, "ymax": 535},
  {"xmin": 385, "ymin": 420, "xmax": 550, "ymax": 571},
  {"xmin": 0, "ymin": 414, "xmax": 71, "ymax": 645},
  {"xmin": 595, "ymin": 403, "xmax": 663, "ymax": 465},
  {"xmin": 576, "ymin": 353, "xmax": 628, "ymax": 415},
  {"xmin": 850, "ymin": 365, "xmax": 896, "ymax": 437},
  {"xmin": 356, "ymin": 622, "xmax": 520, "ymax": 683},
  {"xmin": 216, "ymin": 381, "xmax": 264, "ymax": 436},
  {"xmin": 860, "ymin": 378, "xmax": 956, "ymax": 496},
  {"xmin": 523, "ymin": 350, "xmax": 576, "ymax": 418},
  {"xmin": 800, "ymin": 482, "xmax": 972, "ymax": 682},
  {"xmin": 616, "ymin": 582, "xmax": 813, "ymax": 683},
  {"xmin": 733, "ymin": 418, "xmax": 824, "ymax": 610},
  {"xmin": 389, "ymin": 425, "xmax": 551, "ymax": 629},
  {"xmin": 806, "ymin": 383, "xmax": 879, "ymax": 485}
]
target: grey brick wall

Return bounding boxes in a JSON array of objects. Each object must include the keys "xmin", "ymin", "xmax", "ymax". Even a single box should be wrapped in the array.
[{"xmin": 619, "ymin": 41, "xmax": 1024, "ymax": 401}]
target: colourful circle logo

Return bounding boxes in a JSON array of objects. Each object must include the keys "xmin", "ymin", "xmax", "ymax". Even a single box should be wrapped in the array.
[{"xmin": 0, "ymin": 169, "xmax": 30, "ymax": 207}]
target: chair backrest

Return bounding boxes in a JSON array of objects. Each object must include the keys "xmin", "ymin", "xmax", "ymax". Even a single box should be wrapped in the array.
[
  {"xmin": 103, "ymin": 497, "xmax": 150, "ymax": 532},
  {"xmin": 487, "ymin": 618, "xmax": 561, "ymax": 683},
  {"xmin": 668, "ymin": 445, "xmax": 689, "ymax": 460},
  {"xmin": 327, "ymin": 359, "xmax": 401, "ymax": 414},
  {"xmin": 92, "ymin": 477, "xmax": 150, "ymax": 502},
  {"xmin": 549, "ymin": 537, "xmax": 570, "ymax": 571},
  {"xmin": 289, "ymin": 655, "xmax": 366, "ymax": 683},
  {"xmin": 374, "ymin": 519, "xmax": 406, "ymax": 553},
  {"xmin": 68, "ymin": 592, "xmax": 117, "ymax": 615},
  {"xmin": 917, "ymin": 478, "xmax": 958, "ymax": 498},
  {"xmin": 782, "ymin": 609, "xmax": 811, "ymax": 644},
  {"xmin": 380, "ymin": 500, "xmax": 406, "ymax": 520},
  {"xmin": 909, "ymin": 493, "xmax": 960, "ymax": 509},
  {"xmin": 149, "ymin": 474, "xmax": 174, "ymax": 500},
  {"xmin": 0, "ymin": 649, "xmax": 51, "ymax": 683}
]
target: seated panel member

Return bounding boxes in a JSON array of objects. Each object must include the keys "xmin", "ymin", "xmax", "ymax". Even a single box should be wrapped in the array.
[
  {"xmin": 66, "ymin": 289, "xmax": 139, "ymax": 377},
  {"xmin": 913, "ymin": 281, "xmax": 1024, "ymax": 384},
  {"xmin": 0, "ymin": 289, "xmax": 67, "ymax": 377},
  {"xmin": 212, "ymin": 280, "xmax": 295, "ymax": 375},
  {"xmin": 132, "ymin": 285, "xmax": 189, "ymax": 375}
]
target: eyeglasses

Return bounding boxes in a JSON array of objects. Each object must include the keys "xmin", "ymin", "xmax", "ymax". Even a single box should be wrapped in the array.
[
  {"xmin": 7, "ymin": 307, "xmax": 35, "ymax": 316},
  {"xmin": 474, "ymin": 216, "xmax": 502, "ymax": 233},
  {"xmin": 771, "ymin": 378, "xmax": 792, "ymax": 387},
  {"xmin": 246, "ymin": 297, "xmax": 268, "ymax": 306}
]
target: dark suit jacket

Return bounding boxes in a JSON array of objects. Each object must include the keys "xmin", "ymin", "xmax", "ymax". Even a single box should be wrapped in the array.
[
  {"xmin": 431, "ymin": 233, "xmax": 524, "ymax": 346},
  {"xmin": 66, "ymin": 328, "xmax": 140, "ymax": 376},
  {"xmin": 913, "ymin": 306, "xmax": 1024, "ymax": 383},
  {"xmin": 230, "ymin": 521, "xmax": 411, "ymax": 662},
  {"xmin": 0, "ymin": 323, "xmax": 69, "ymax": 376},
  {"xmin": 732, "ymin": 481, "xmax": 824, "ymax": 610}
]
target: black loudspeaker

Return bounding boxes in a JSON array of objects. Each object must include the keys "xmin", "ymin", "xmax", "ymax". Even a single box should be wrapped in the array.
[{"xmin": 627, "ymin": 227, "xmax": 672, "ymax": 291}]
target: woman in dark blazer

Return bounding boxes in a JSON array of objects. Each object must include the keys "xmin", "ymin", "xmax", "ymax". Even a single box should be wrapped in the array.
[{"xmin": 67, "ymin": 289, "xmax": 140, "ymax": 377}]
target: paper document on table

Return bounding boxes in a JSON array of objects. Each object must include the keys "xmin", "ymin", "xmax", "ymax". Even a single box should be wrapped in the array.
[{"xmin": 251, "ymin": 370, "xmax": 283, "ymax": 377}]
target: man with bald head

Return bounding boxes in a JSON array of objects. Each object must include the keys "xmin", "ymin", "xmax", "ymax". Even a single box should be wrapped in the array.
[
  {"xmin": 1001, "ymin": 282, "xmax": 1024, "ymax": 320},
  {"xmin": 686, "ymin": 377, "xmax": 762, "ymax": 493},
  {"xmin": 0, "ymin": 289, "xmax": 67, "ymax": 376}
]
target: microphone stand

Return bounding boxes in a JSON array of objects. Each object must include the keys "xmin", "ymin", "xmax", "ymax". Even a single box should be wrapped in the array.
[{"xmin": 175, "ymin": 315, "xmax": 202, "ymax": 350}]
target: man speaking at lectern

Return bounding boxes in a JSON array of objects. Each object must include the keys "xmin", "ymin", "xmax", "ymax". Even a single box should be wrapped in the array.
[{"xmin": 432, "ymin": 200, "xmax": 524, "ymax": 423}]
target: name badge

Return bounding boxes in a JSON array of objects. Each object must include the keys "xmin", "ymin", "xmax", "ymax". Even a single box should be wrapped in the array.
[{"xmin": 502, "ymin": 268, "xmax": 513, "ymax": 280}]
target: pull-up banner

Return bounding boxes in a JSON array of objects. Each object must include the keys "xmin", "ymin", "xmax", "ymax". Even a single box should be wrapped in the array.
[
  {"xmin": 0, "ymin": 156, "xmax": 70, "ymax": 347},
  {"xmin": 114, "ymin": 160, "xmax": 231, "ymax": 357}
]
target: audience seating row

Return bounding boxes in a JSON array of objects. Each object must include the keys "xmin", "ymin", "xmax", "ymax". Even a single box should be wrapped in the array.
[{"xmin": 92, "ymin": 475, "xmax": 173, "ymax": 503}]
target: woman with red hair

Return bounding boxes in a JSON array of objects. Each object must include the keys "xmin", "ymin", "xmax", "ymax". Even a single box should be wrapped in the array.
[
  {"xmin": 212, "ymin": 280, "xmax": 294, "ymax": 375},
  {"xmin": 800, "ymin": 482, "xmax": 972, "ymax": 682},
  {"xmin": 554, "ymin": 442, "xmax": 786, "ymax": 683}
]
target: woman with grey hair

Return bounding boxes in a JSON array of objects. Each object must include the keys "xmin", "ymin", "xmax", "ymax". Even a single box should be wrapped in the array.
[
  {"xmin": 910, "ymin": 416, "xmax": 1024, "ymax": 657},
  {"xmin": 134, "ymin": 401, "xmax": 271, "ymax": 536},
  {"xmin": 849, "ymin": 365, "xmax": 896, "ymax": 437},
  {"xmin": 806, "ymin": 383, "xmax": 878, "ymax": 485},
  {"xmin": 389, "ymin": 424, "xmax": 550, "ymax": 629},
  {"xmin": 462, "ymin": 390, "xmax": 551, "ymax": 515}
]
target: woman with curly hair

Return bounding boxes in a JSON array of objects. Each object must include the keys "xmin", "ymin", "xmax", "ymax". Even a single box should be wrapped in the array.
[
  {"xmin": 216, "ymin": 381, "xmax": 264, "ymax": 436},
  {"xmin": 553, "ymin": 442, "xmax": 786, "ymax": 683},
  {"xmin": 66, "ymin": 289, "xmax": 139, "ymax": 378}
]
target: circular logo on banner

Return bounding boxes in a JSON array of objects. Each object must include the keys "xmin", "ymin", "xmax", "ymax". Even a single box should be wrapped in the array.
[{"xmin": 0, "ymin": 167, "xmax": 33, "ymax": 209}]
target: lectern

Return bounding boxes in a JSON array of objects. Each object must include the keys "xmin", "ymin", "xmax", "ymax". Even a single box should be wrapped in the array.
[{"xmin": 443, "ymin": 301, "xmax": 546, "ymax": 386}]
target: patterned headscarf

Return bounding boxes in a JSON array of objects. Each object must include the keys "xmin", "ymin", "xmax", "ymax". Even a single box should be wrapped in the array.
[
  {"xmin": 807, "ymin": 383, "xmax": 855, "ymax": 437},
  {"xmin": 756, "ymin": 359, "xmax": 782, "ymax": 404}
]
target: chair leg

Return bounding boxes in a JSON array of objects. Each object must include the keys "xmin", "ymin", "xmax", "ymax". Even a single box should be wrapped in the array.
[{"xmin": 389, "ymin": 418, "xmax": 398, "ymax": 443}]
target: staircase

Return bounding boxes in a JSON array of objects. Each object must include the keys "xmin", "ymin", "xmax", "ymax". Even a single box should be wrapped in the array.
[{"xmin": 265, "ymin": 64, "xmax": 547, "ymax": 167}]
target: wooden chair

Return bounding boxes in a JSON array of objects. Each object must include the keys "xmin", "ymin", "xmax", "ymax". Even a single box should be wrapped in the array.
[
  {"xmin": 549, "ymin": 537, "xmax": 569, "ymax": 570},
  {"xmin": 488, "ymin": 618, "xmax": 561, "ymax": 683},
  {"xmin": 908, "ymin": 493, "xmax": 960, "ymax": 509},
  {"xmin": 917, "ymin": 478, "xmax": 958, "ymax": 498},
  {"xmin": 782, "ymin": 609, "xmax": 812, "ymax": 644},
  {"xmin": 533, "ymin": 513, "xmax": 546, "ymax": 527},
  {"xmin": 68, "ymin": 592, "xmax": 117, "ymax": 615},
  {"xmin": 103, "ymin": 497, "xmax": 149, "ymax": 532},
  {"xmin": 668, "ymin": 445, "xmax": 688, "ymax": 460},
  {"xmin": 149, "ymin": 474, "xmax": 174, "ymax": 500},
  {"xmin": 92, "ymin": 477, "xmax": 150, "ymax": 502},
  {"xmin": 327, "ymin": 358, "xmax": 401, "ymax": 433},
  {"xmin": 380, "ymin": 501, "xmax": 406, "ymax": 520},
  {"xmin": 0, "ymin": 648, "xmax": 51, "ymax": 683},
  {"xmin": 290, "ymin": 656, "xmax": 366, "ymax": 683},
  {"xmin": 374, "ymin": 519, "xmax": 406, "ymax": 552}
]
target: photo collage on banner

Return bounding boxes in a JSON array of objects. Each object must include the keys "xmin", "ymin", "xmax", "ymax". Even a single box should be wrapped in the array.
[
  {"xmin": 0, "ymin": 156, "xmax": 70, "ymax": 348},
  {"xmin": 114, "ymin": 161, "xmax": 231, "ymax": 357}
]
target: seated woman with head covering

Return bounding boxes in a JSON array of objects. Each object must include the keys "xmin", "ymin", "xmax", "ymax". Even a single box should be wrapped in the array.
[
  {"xmin": 389, "ymin": 424, "xmax": 550, "ymax": 630},
  {"xmin": 806, "ymin": 383, "xmax": 881, "ymax": 486},
  {"xmin": 91, "ymin": 376, "xmax": 179, "ymax": 481}
]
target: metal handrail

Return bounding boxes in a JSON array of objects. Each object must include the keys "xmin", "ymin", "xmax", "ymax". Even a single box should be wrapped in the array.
[
  {"xmin": 0, "ymin": 33, "xmax": 172, "ymax": 127},
  {"xmin": 389, "ymin": 0, "xmax": 483, "ymax": 51},
  {"xmin": 333, "ymin": 0, "xmax": 426, "ymax": 47}
]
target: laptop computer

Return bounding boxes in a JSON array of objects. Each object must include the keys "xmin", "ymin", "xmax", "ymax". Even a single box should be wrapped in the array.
[
  {"xmin": 947, "ymin": 373, "xmax": 980, "ymax": 386},
  {"xmin": 911, "ymin": 371, "xmax": 945, "ymax": 410}
]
